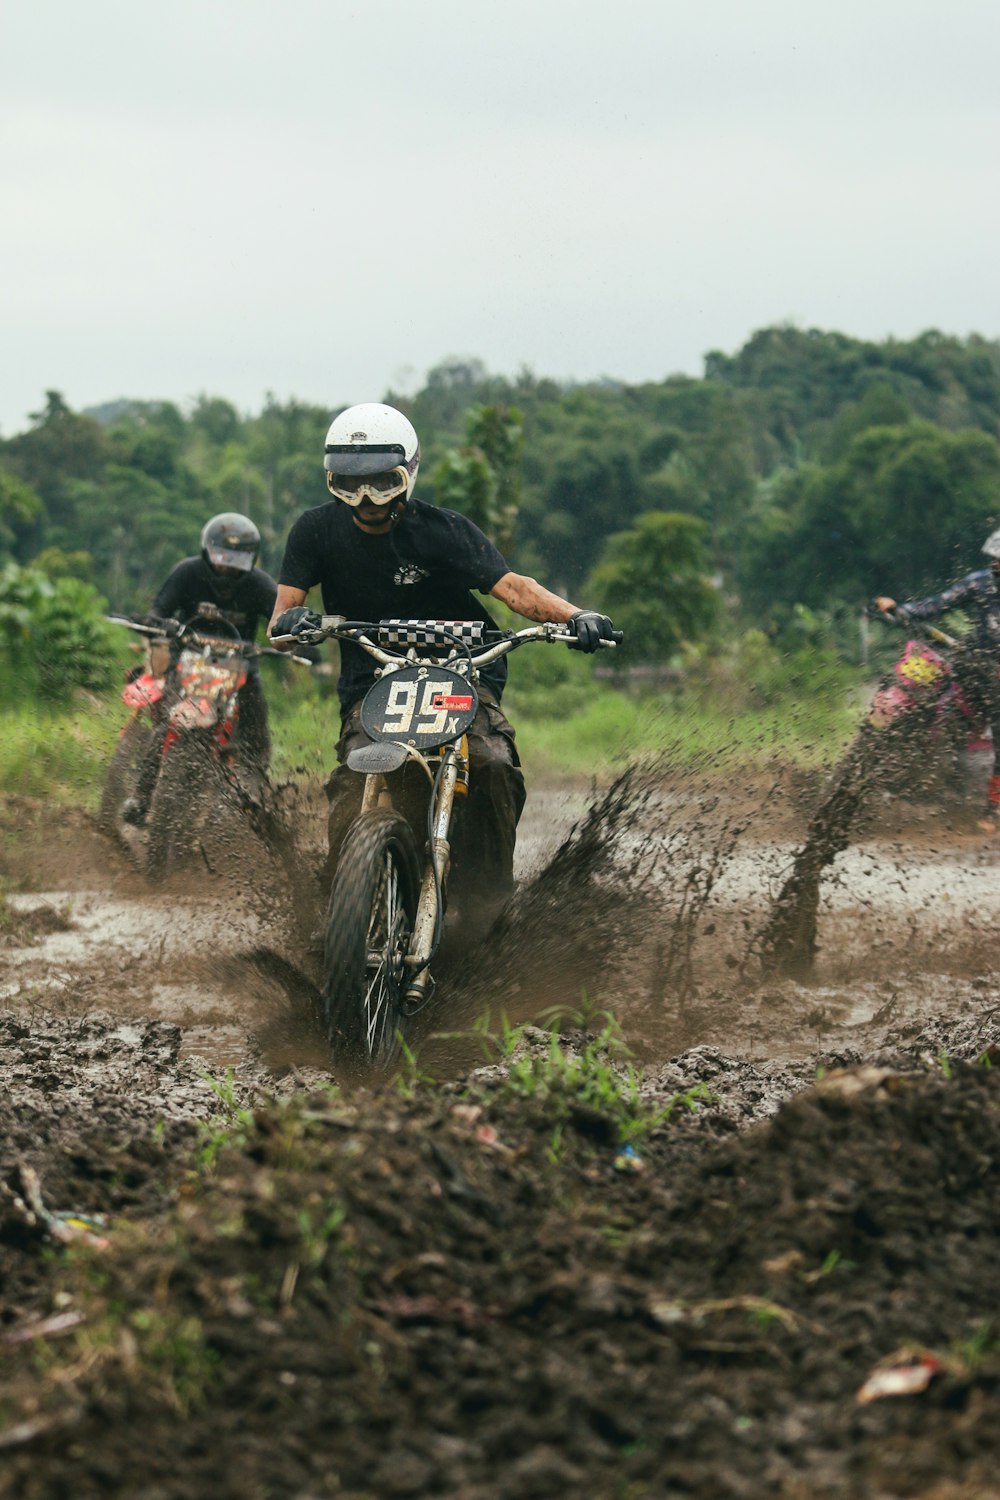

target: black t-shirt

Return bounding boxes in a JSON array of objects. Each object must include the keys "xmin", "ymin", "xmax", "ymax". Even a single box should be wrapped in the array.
[
  {"xmin": 278, "ymin": 500, "xmax": 510, "ymax": 707},
  {"xmin": 152, "ymin": 557, "xmax": 278, "ymax": 673}
]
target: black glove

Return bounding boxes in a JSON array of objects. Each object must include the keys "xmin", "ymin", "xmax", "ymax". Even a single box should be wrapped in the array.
[
  {"xmin": 567, "ymin": 610, "xmax": 616, "ymax": 653},
  {"xmin": 272, "ymin": 606, "xmax": 322, "ymax": 639}
]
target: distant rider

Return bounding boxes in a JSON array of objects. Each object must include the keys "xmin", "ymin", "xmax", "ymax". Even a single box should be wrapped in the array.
[
  {"xmin": 122, "ymin": 513, "xmax": 277, "ymax": 824},
  {"xmin": 874, "ymin": 527, "xmax": 1000, "ymax": 831},
  {"xmin": 268, "ymin": 402, "xmax": 617, "ymax": 927}
]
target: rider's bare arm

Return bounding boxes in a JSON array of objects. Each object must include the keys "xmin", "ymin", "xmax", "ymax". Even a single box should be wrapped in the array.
[
  {"xmin": 269, "ymin": 585, "xmax": 308, "ymax": 648},
  {"xmin": 490, "ymin": 571, "xmax": 579, "ymax": 625},
  {"xmin": 873, "ymin": 596, "xmax": 897, "ymax": 614}
]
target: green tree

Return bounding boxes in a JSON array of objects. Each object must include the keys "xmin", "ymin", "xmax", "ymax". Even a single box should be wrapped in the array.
[
  {"xmin": 33, "ymin": 575, "xmax": 118, "ymax": 697},
  {"xmin": 738, "ymin": 420, "xmax": 1000, "ymax": 614},
  {"xmin": 431, "ymin": 404, "xmax": 524, "ymax": 551},
  {"xmin": 588, "ymin": 511, "xmax": 719, "ymax": 662},
  {"xmin": 0, "ymin": 563, "xmax": 116, "ymax": 701},
  {"xmin": 465, "ymin": 404, "xmax": 523, "ymax": 549},
  {"xmin": 432, "ymin": 446, "xmax": 497, "ymax": 534},
  {"xmin": 0, "ymin": 466, "xmax": 43, "ymax": 555}
]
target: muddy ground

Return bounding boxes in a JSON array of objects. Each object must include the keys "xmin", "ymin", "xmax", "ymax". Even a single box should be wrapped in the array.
[{"xmin": 1, "ymin": 770, "xmax": 999, "ymax": 1498}]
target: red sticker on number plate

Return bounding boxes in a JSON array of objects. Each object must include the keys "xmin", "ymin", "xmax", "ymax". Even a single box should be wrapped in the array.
[{"xmin": 432, "ymin": 694, "xmax": 474, "ymax": 710}]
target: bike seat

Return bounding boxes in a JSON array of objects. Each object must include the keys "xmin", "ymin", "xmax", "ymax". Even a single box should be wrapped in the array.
[{"xmin": 346, "ymin": 742, "xmax": 410, "ymax": 774}]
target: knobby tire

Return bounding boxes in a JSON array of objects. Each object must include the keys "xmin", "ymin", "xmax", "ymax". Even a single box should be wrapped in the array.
[
  {"xmin": 322, "ymin": 809, "xmax": 421, "ymax": 1070},
  {"xmin": 145, "ymin": 735, "xmax": 215, "ymax": 884}
]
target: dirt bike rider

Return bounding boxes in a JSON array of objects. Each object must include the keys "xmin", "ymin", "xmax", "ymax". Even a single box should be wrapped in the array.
[
  {"xmin": 122, "ymin": 513, "xmax": 277, "ymax": 825},
  {"xmin": 874, "ymin": 526, "xmax": 1000, "ymax": 831},
  {"xmin": 268, "ymin": 401, "xmax": 617, "ymax": 925}
]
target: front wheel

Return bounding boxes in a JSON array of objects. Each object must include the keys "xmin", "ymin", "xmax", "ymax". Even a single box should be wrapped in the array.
[
  {"xmin": 145, "ymin": 735, "xmax": 216, "ymax": 884},
  {"xmin": 322, "ymin": 809, "xmax": 421, "ymax": 1070}
]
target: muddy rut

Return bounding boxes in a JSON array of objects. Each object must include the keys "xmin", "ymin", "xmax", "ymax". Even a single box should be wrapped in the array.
[
  {"xmin": 2, "ymin": 774, "xmax": 997, "ymax": 1075},
  {"xmin": 2, "ymin": 774, "xmax": 1000, "ymax": 1498}
]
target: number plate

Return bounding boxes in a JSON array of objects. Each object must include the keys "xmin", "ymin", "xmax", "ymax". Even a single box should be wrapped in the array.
[{"xmin": 360, "ymin": 666, "xmax": 479, "ymax": 748}]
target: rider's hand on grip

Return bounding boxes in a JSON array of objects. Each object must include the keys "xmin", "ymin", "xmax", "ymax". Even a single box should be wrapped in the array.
[
  {"xmin": 271, "ymin": 606, "xmax": 322, "ymax": 640},
  {"xmin": 567, "ymin": 611, "xmax": 617, "ymax": 653}
]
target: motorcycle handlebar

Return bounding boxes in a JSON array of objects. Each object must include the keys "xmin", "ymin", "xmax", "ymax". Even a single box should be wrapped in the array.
[
  {"xmin": 269, "ymin": 618, "xmax": 623, "ymax": 663},
  {"xmin": 864, "ymin": 604, "xmax": 959, "ymax": 651},
  {"xmin": 105, "ymin": 615, "xmax": 313, "ymax": 665}
]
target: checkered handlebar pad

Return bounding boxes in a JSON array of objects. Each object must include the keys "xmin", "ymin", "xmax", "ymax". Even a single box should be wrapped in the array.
[{"xmin": 376, "ymin": 619, "xmax": 488, "ymax": 648}]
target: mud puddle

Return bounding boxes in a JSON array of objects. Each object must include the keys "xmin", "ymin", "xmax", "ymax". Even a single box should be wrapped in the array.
[
  {"xmin": 0, "ymin": 887, "xmax": 270, "ymax": 1064},
  {"xmin": 2, "ymin": 782, "xmax": 999, "ymax": 1078}
]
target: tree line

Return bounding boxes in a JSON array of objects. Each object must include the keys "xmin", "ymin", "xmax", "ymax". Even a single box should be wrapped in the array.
[{"xmin": 1, "ymin": 325, "xmax": 999, "ymax": 688}]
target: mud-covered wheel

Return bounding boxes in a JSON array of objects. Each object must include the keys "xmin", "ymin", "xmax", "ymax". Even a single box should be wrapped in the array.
[
  {"xmin": 97, "ymin": 718, "xmax": 152, "ymax": 835},
  {"xmin": 322, "ymin": 809, "xmax": 421, "ymax": 1069},
  {"xmin": 145, "ymin": 736, "xmax": 215, "ymax": 884}
]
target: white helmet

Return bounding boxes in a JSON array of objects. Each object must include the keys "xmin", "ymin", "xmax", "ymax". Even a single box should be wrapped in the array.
[
  {"xmin": 983, "ymin": 528, "xmax": 1000, "ymax": 560},
  {"xmin": 323, "ymin": 403, "xmax": 420, "ymax": 506}
]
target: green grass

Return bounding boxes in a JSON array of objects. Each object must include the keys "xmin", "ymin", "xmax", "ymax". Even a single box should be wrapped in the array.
[
  {"xmin": 452, "ymin": 1012, "xmax": 715, "ymax": 1146},
  {"xmin": 0, "ymin": 698, "xmax": 125, "ymax": 807},
  {"xmin": 505, "ymin": 681, "xmax": 861, "ymax": 779},
  {"xmin": 268, "ymin": 690, "xmax": 340, "ymax": 781}
]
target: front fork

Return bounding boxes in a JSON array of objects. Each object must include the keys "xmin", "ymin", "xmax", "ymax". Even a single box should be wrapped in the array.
[
  {"xmin": 406, "ymin": 744, "xmax": 462, "ymax": 1009},
  {"xmin": 357, "ymin": 740, "xmax": 467, "ymax": 1010}
]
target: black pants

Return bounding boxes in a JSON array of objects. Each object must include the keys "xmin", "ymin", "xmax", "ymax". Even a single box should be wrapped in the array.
[{"xmin": 324, "ymin": 693, "xmax": 526, "ymax": 907}]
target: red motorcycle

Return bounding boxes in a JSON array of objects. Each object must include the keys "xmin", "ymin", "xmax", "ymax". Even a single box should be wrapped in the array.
[
  {"xmin": 101, "ymin": 612, "xmax": 303, "ymax": 881},
  {"xmin": 866, "ymin": 614, "xmax": 992, "ymax": 801},
  {"xmin": 758, "ymin": 612, "xmax": 993, "ymax": 976}
]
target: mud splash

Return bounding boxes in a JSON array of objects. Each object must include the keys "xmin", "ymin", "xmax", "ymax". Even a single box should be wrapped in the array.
[
  {"xmin": 2, "ymin": 743, "xmax": 998, "ymax": 1084},
  {"xmin": 755, "ymin": 728, "xmax": 878, "ymax": 976},
  {"xmin": 755, "ymin": 706, "xmax": 992, "ymax": 977}
]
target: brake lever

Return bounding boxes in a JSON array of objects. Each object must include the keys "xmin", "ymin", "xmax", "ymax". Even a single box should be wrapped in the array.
[{"xmin": 270, "ymin": 630, "xmax": 327, "ymax": 647}]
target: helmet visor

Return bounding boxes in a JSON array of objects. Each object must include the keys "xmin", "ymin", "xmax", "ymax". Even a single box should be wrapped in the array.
[
  {"xmin": 324, "ymin": 444, "xmax": 406, "ymax": 475},
  {"xmin": 206, "ymin": 546, "xmax": 255, "ymax": 571},
  {"xmin": 327, "ymin": 466, "xmax": 410, "ymax": 507}
]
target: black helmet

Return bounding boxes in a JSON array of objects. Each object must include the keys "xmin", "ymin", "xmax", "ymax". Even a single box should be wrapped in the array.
[{"xmin": 200, "ymin": 513, "xmax": 260, "ymax": 573}]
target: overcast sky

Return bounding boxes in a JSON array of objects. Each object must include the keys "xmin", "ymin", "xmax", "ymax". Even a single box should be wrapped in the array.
[{"xmin": 2, "ymin": 0, "xmax": 999, "ymax": 437}]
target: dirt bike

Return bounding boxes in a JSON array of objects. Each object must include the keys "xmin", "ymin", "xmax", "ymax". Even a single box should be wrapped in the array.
[
  {"xmin": 102, "ymin": 611, "xmax": 308, "ymax": 882},
  {"xmin": 272, "ymin": 614, "xmax": 621, "ymax": 1070},
  {"xmin": 865, "ymin": 608, "xmax": 992, "ymax": 799},
  {"xmin": 758, "ymin": 608, "xmax": 993, "ymax": 976}
]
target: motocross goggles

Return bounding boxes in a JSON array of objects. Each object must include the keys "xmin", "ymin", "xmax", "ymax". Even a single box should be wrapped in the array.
[{"xmin": 325, "ymin": 466, "xmax": 409, "ymax": 507}]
